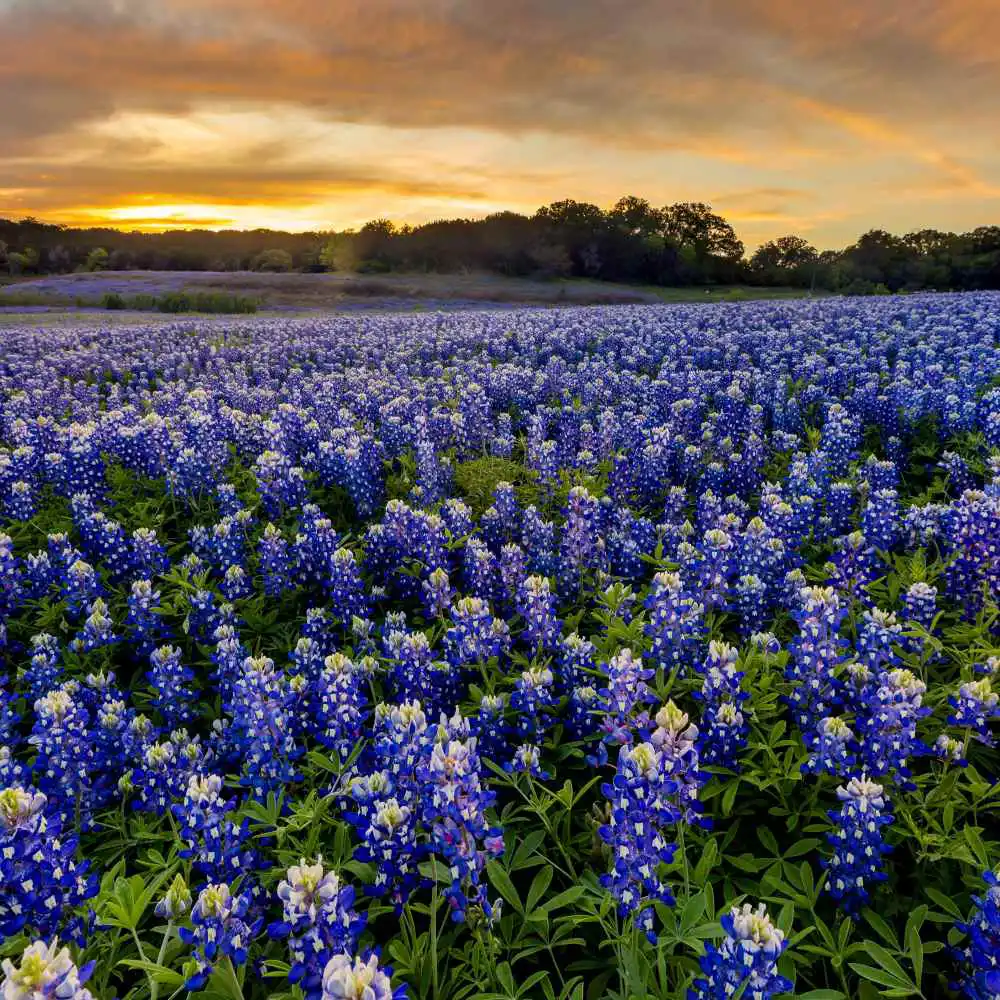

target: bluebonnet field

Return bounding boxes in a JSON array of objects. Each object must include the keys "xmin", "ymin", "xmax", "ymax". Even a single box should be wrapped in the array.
[{"xmin": 1, "ymin": 293, "xmax": 1000, "ymax": 1000}]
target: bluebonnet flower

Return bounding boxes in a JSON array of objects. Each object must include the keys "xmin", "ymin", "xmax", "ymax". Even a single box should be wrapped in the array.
[
  {"xmin": 320, "ymin": 431, "xmax": 385, "ymax": 517},
  {"xmin": 147, "ymin": 645, "xmax": 197, "ymax": 729},
  {"xmin": 696, "ymin": 528, "xmax": 734, "ymax": 611},
  {"xmin": 932, "ymin": 733, "xmax": 967, "ymax": 766},
  {"xmin": 949, "ymin": 678, "xmax": 1000, "ymax": 746},
  {"xmin": 694, "ymin": 641, "xmax": 749, "ymax": 770},
  {"xmin": 179, "ymin": 883, "xmax": 262, "ymax": 991},
  {"xmin": 126, "ymin": 579, "xmax": 169, "ymax": 656},
  {"xmin": 733, "ymin": 573, "xmax": 768, "ymax": 638},
  {"xmin": 954, "ymin": 869, "xmax": 1000, "ymax": 1000},
  {"xmin": 558, "ymin": 486, "xmax": 605, "ymax": 593},
  {"xmin": 462, "ymin": 537, "xmax": 499, "ymax": 602},
  {"xmin": 0, "ymin": 746, "xmax": 26, "ymax": 786},
  {"xmin": 649, "ymin": 701, "xmax": 707, "ymax": 827},
  {"xmin": 510, "ymin": 667, "xmax": 556, "ymax": 743},
  {"xmin": 1, "ymin": 671, "xmax": 20, "ymax": 745},
  {"xmin": 521, "ymin": 505, "xmax": 557, "ymax": 577},
  {"xmin": 419, "ymin": 731, "xmax": 504, "ymax": 920},
  {"xmin": 515, "ymin": 574, "xmax": 561, "ymax": 650},
  {"xmin": 0, "ymin": 939, "xmax": 97, "ymax": 1000},
  {"xmin": 599, "ymin": 740, "xmax": 680, "ymax": 942},
  {"xmin": 21, "ymin": 551, "xmax": 55, "ymax": 602},
  {"xmin": 644, "ymin": 571, "xmax": 704, "ymax": 677},
  {"xmin": 28, "ymin": 686, "xmax": 99, "ymax": 823},
  {"xmin": 471, "ymin": 694, "xmax": 509, "ymax": 761},
  {"xmin": 498, "ymin": 542, "xmax": 527, "ymax": 609},
  {"xmin": 70, "ymin": 598, "xmax": 118, "ymax": 653},
  {"xmin": 412, "ymin": 417, "xmax": 447, "ymax": 505},
  {"xmin": 205, "ymin": 514, "xmax": 252, "ymax": 571},
  {"xmin": 220, "ymin": 564, "xmax": 252, "ymax": 602},
  {"xmin": 173, "ymin": 774, "xmax": 260, "ymax": 889},
  {"xmin": 438, "ymin": 498, "xmax": 473, "ymax": 541},
  {"xmin": 941, "ymin": 450, "xmax": 976, "ymax": 496},
  {"xmin": 253, "ymin": 449, "xmax": 308, "ymax": 517},
  {"xmin": 132, "ymin": 730, "xmax": 209, "ymax": 816},
  {"xmin": 60, "ymin": 424, "xmax": 106, "ymax": 499},
  {"xmin": 71, "ymin": 499, "xmax": 133, "ymax": 582},
  {"xmin": 186, "ymin": 586, "xmax": 221, "ymax": 641},
  {"xmin": 785, "ymin": 586, "xmax": 847, "ymax": 736},
  {"xmin": 861, "ymin": 487, "xmax": 900, "ymax": 551},
  {"xmin": 210, "ymin": 626, "xmax": 248, "ymax": 708},
  {"xmin": 826, "ymin": 481, "xmax": 856, "ymax": 534},
  {"xmin": 316, "ymin": 653, "xmax": 369, "ymax": 762},
  {"xmin": 826, "ymin": 531, "xmax": 878, "ymax": 604},
  {"xmin": 856, "ymin": 664, "xmax": 929, "ymax": 785},
  {"xmin": 506, "ymin": 743, "xmax": 549, "ymax": 779},
  {"xmin": 228, "ymin": 655, "xmax": 302, "ymax": 797},
  {"xmin": 823, "ymin": 775, "xmax": 893, "ymax": 916},
  {"xmin": 901, "ymin": 581, "xmax": 937, "ymax": 636},
  {"xmin": 557, "ymin": 632, "xmax": 597, "ymax": 692},
  {"xmin": 444, "ymin": 597, "xmax": 509, "ymax": 668},
  {"xmin": 259, "ymin": 523, "xmax": 293, "ymax": 598},
  {"xmin": 320, "ymin": 952, "xmax": 407, "ymax": 1000},
  {"xmin": 155, "ymin": 873, "xmax": 193, "ymax": 920},
  {"xmin": 492, "ymin": 413, "xmax": 515, "ymax": 458},
  {"xmin": 420, "ymin": 567, "xmax": 453, "ymax": 619},
  {"xmin": 689, "ymin": 902, "xmax": 792, "ymax": 1000},
  {"xmin": 383, "ymin": 630, "xmax": 447, "ymax": 709},
  {"xmin": 353, "ymin": 795, "xmax": 421, "ymax": 909},
  {"xmin": 131, "ymin": 527, "xmax": 169, "ymax": 578},
  {"xmin": 821, "ymin": 403, "xmax": 860, "ymax": 475},
  {"xmin": 294, "ymin": 507, "xmax": 341, "ymax": 589},
  {"xmin": 61, "ymin": 560, "xmax": 100, "ymax": 617},
  {"xmin": 268, "ymin": 859, "xmax": 365, "ymax": 999},
  {"xmin": 3, "ymin": 479, "xmax": 36, "ymax": 521},
  {"xmin": 942, "ymin": 490, "xmax": 1000, "ymax": 617},
  {"xmin": 0, "ymin": 786, "xmax": 97, "ymax": 941},
  {"xmin": 326, "ymin": 548, "xmax": 370, "ymax": 624},
  {"xmin": 566, "ymin": 686, "xmax": 603, "ymax": 741},
  {"xmin": 802, "ymin": 716, "xmax": 857, "ymax": 777},
  {"xmin": 598, "ymin": 649, "xmax": 655, "ymax": 752}
]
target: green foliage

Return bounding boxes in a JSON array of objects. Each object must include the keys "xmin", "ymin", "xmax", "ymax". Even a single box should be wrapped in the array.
[{"xmin": 453, "ymin": 456, "xmax": 539, "ymax": 514}]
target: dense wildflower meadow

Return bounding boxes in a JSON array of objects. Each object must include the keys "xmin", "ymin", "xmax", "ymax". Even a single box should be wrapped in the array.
[{"xmin": 3, "ymin": 294, "xmax": 1000, "ymax": 1000}]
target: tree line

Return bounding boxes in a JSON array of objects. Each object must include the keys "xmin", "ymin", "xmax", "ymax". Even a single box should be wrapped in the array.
[{"xmin": 2, "ymin": 197, "xmax": 999, "ymax": 293}]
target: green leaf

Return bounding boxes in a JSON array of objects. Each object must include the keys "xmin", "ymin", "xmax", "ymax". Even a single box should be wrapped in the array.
[
  {"xmin": 925, "ymin": 887, "xmax": 962, "ymax": 918},
  {"xmin": 694, "ymin": 839, "xmax": 719, "ymax": 882},
  {"xmin": 862, "ymin": 910, "xmax": 899, "ymax": 949},
  {"xmin": 119, "ymin": 960, "xmax": 185, "ymax": 989},
  {"xmin": 797, "ymin": 991, "xmax": 846, "ymax": 1000},
  {"xmin": 865, "ymin": 942, "xmax": 910, "ymax": 984},
  {"xmin": 758, "ymin": 826, "xmax": 779, "ymax": 856},
  {"xmin": 722, "ymin": 780, "xmax": 740, "ymax": 815},
  {"xmin": 964, "ymin": 826, "xmax": 990, "ymax": 868},
  {"xmin": 487, "ymin": 860, "xmax": 524, "ymax": 914},
  {"xmin": 906, "ymin": 924, "xmax": 923, "ymax": 986},
  {"xmin": 784, "ymin": 838, "xmax": 821, "ymax": 858},
  {"xmin": 526, "ymin": 867, "xmax": 553, "ymax": 914},
  {"xmin": 496, "ymin": 962, "xmax": 515, "ymax": 997},
  {"xmin": 848, "ymin": 964, "xmax": 914, "ymax": 993},
  {"xmin": 541, "ymin": 886, "xmax": 585, "ymax": 913}
]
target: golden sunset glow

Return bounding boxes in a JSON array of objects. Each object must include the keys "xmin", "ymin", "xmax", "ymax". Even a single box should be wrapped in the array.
[{"xmin": 2, "ymin": 0, "xmax": 999, "ymax": 247}]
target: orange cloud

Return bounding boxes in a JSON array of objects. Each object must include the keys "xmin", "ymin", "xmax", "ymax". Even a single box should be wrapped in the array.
[{"xmin": 0, "ymin": 0, "xmax": 998, "ymax": 246}]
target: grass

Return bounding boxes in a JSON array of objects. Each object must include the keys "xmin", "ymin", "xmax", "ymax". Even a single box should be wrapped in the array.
[
  {"xmin": 0, "ymin": 270, "xmax": 837, "ymax": 316},
  {"xmin": 0, "ymin": 287, "xmax": 258, "ymax": 314},
  {"xmin": 641, "ymin": 284, "xmax": 831, "ymax": 303}
]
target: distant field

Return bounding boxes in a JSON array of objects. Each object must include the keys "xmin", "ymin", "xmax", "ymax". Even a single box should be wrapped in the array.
[{"xmin": 0, "ymin": 269, "xmax": 820, "ymax": 313}]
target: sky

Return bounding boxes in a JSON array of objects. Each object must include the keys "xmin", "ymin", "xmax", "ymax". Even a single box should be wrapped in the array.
[{"xmin": 1, "ymin": 0, "xmax": 998, "ymax": 249}]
